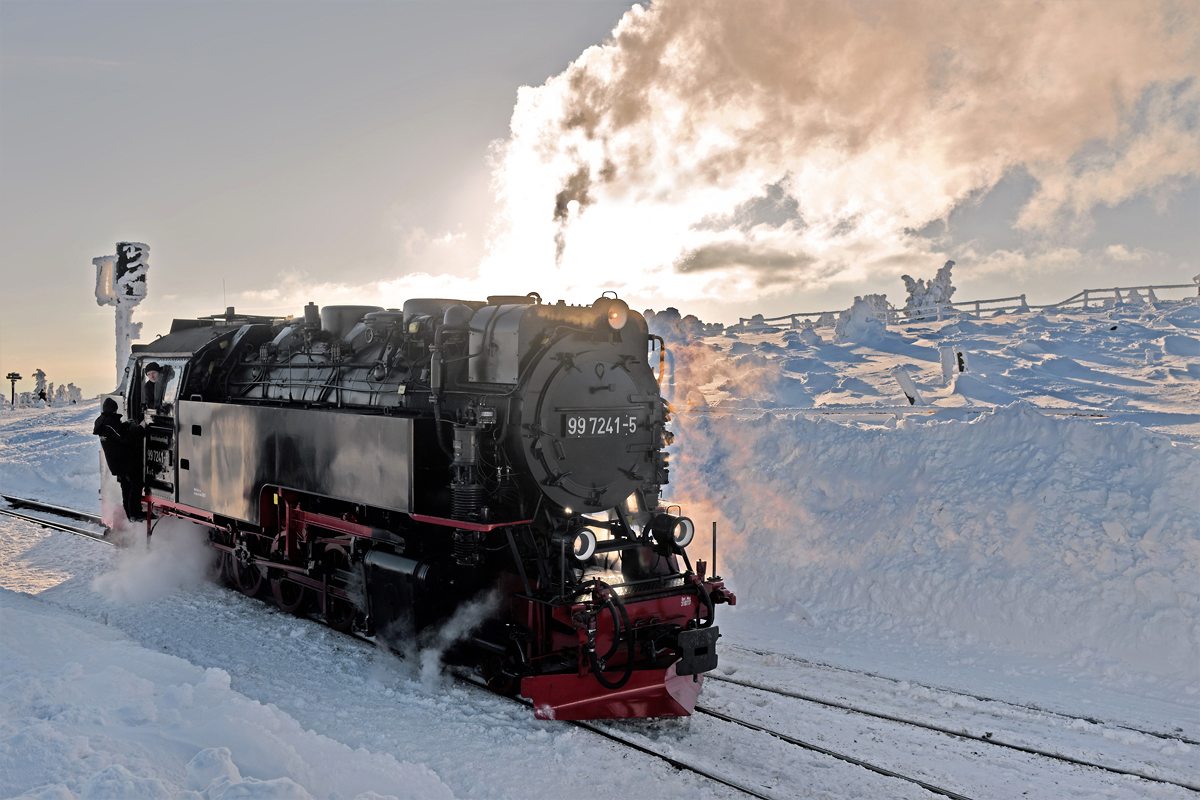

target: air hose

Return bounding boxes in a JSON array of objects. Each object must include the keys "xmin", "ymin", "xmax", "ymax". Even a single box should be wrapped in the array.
[{"xmin": 586, "ymin": 582, "xmax": 635, "ymax": 690}]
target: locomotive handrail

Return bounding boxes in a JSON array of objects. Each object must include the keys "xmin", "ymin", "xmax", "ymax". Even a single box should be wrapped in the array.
[{"xmin": 409, "ymin": 513, "xmax": 534, "ymax": 532}]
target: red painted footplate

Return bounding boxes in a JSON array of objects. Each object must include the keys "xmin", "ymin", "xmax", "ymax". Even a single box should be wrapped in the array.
[{"xmin": 521, "ymin": 661, "xmax": 703, "ymax": 720}]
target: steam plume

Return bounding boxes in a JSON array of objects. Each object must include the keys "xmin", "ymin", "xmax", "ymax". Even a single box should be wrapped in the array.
[{"xmin": 483, "ymin": 0, "xmax": 1198, "ymax": 302}]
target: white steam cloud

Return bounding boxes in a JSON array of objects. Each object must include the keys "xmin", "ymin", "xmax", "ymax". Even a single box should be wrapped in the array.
[
  {"xmin": 370, "ymin": 589, "xmax": 501, "ymax": 692},
  {"xmin": 91, "ymin": 519, "xmax": 216, "ymax": 604},
  {"xmin": 482, "ymin": 0, "xmax": 1199, "ymax": 303}
]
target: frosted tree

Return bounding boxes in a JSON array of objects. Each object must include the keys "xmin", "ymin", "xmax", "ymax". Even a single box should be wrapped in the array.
[
  {"xmin": 902, "ymin": 260, "xmax": 956, "ymax": 316},
  {"xmin": 833, "ymin": 295, "xmax": 888, "ymax": 343},
  {"xmin": 33, "ymin": 369, "xmax": 47, "ymax": 402},
  {"xmin": 55, "ymin": 384, "xmax": 68, "ymax": 405},
  {"xmin": 67, "ymin": 383, "xmax": 82, "ymax": 404}
]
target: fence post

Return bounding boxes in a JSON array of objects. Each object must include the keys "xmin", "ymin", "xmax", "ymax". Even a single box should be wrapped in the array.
[
  {"xmin": 1082, "ymin": 290, "xmax": 1088, "ymax": 309},
  {"xmin": 1114, "ymin": 288, "xmax": 1122, "ymax": 304}
]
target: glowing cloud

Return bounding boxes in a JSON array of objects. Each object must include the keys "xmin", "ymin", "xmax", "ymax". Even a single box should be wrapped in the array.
[{"xmin": 483, "ymin": 0, "xmax": 1199, "ymax": 303}]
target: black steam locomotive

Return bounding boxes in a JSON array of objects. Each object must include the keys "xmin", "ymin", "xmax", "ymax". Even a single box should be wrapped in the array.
[{"xmin": 102, "ymin": 293, "xmax": 734, "ymax": 719}]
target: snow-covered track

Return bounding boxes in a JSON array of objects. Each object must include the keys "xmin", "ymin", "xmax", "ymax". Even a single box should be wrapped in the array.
[
  {"xmin": 1, "ymin": 494, "xmax": 104, "ymax": 526},
  {"xmin": 451, "ymin": 673, "xmax": 777, "ymax": 800},
  {"xmin": 568, "ymin": 716, "xmax": 778, "ymax": 800},
  {"xmin": 0, "ymin": 497, "xmax": 113, "ymax": 546},
  {"xmin": 710, "ymin": 674, "xmax": 1199, "ymax": 793},
  {"xmin": 724, "ymin": 643, "xmax": 1200, "ymax": 747},
  {"xmin": 694, "ymin": 705, "xmax": 973, "ymax": 800}
]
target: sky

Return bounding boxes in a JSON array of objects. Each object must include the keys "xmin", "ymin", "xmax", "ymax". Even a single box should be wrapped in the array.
[{"xmin": 1, "ymin": 0, "xmax": 1197, "ymax": 397}]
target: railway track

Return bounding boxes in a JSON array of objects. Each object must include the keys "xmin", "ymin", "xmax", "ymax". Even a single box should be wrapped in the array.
[
  {"xmin": 707, "ymin": 674, "xmax": 1199, "ymax": 794},
  {"xmin": 4, "ymin": 494, "xmax": 1192, "ymax": 799},
  {"xmin": 452, "ymin": 672, "xmax": 972, "ymax": 800},
  {"xmin": 0, "ymin": 495, "xmax": 113, "ymax": 546},
  {"xmin": 723, "ymin": 642, "xmax": 1200, "ymax": 747}
]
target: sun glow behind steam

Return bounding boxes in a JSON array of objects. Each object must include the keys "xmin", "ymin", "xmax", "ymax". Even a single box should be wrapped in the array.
[{"xmin": 479, "ymin": 0, "xmax": 1198, "ymax": 305}]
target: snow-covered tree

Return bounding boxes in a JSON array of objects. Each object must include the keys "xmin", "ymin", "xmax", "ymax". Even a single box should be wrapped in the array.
[
  {"xmin": 833, "ymin": 295, "xmax": 888, "ymax": 343},
  {"xmin": 902, "ymin": 260, "xmax": 956, "ymax": 314}
]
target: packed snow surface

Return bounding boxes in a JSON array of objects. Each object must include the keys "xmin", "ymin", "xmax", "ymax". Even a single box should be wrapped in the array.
[{"xmin": 3, "ymin": 297, "xmax": 1199, "ymax": 798}]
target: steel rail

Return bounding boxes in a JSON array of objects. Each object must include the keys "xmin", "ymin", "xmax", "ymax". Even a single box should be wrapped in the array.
[
  {"xmin": 695, "ymin": 705, "xmax": 974, "ymax": 800},
  {"xmin": 454, "ymin": 668, "xmax": 975, "ymax": 799},
  {"xmin": 0, "ymin": 504, "xmax": 114, "ymax": 546},
  {"xmin": 1, "ymin": 494, "xmax": 103, "ymax": 525},
  {"xmin": 450, "ymin": 673, "xmax": 778, "ymax": 800},
  {"xmin": 721, "ymin": 643, "xmax": 1200, "ymax": 747},
  {"xmin": 709, "ymin": 674, "xmax": 1200, "ymax": 792}
]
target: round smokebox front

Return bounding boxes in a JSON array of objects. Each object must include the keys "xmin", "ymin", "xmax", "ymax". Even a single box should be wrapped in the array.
[{"xmin": 520, "ymin": 347, "xmax": 659, "ymax": 513}]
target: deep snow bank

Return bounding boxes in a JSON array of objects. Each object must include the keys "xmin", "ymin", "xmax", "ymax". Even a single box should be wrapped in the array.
[
  {"xmin": 0, "ymin": 589, "xmax": 454, "ymax": 800},
  {"xmin": 0, "ymin": 401, "xmax": 103, "ymax": 512},
  {"xmin": 671, "ymin": 404, "xmax": 1200, "ymax": 679}
]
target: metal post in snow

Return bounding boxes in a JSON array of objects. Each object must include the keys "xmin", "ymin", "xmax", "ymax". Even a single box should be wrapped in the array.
[{"xmin": 712, "ymin": 521, "xmax": 717, "ymax": 578}]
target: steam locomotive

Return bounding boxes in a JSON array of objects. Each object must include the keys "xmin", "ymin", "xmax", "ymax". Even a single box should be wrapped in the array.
[{"xmin": 101, "ymin": 293, "xmax": 734, "ymax": 720}]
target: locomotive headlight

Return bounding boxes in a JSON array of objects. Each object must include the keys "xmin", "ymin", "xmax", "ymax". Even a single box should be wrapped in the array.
[
  {"xmin": 572, "ymin": 528, "xmax": 597, "ymax": 560},
  {"xmin": 649, "ymin": 513, "xmax": 695, "ymax": 549},
  {"xmin": 671, "ymin": 517, "xmax": 695, "ymax": 548},
  {"xmin": 606, "ymin": 299, "xmax": 629, "ymax": 330}
]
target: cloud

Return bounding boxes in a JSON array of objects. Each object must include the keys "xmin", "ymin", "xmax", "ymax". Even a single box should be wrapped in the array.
[
  {"xmin": 674, "ymin": 241, "xmax": 815, "ymax": 276},
  {"xmin": 482, "ymin": 0, "xmax": 1199, "ymax": 303}
]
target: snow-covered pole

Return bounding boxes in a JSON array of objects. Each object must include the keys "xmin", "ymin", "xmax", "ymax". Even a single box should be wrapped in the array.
[{"xmin": 94, "ymin": 242, "xmax": 150, "ymax": 388}]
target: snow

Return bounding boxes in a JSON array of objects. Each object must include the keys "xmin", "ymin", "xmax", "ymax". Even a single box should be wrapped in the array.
[
  {"xmin": 902, "ymin": 260, "xmax": 957, "ymax": 312},
  {"xmin": 3, "ymin": 298, "xmax": 1200, "ymax": 799},
  {"xmin": 0, "ymin": 402, "xmax": 103, "ymax": 512},
  {"xmin": 672, "ymin": 404, "xmax": 1200, "ymax": 679},
  {"xmin": 831, "ymin": 296, "xmax": 886, "ymax": 344},
  {"xmin": 1, "ymin": 589, "xmax": 454, "ymax": 800}
]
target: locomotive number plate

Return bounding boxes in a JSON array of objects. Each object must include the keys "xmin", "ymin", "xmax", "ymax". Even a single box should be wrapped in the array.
[{"xmin": 562, "ymin": 414, "xmax": 637, "ymax": 438}]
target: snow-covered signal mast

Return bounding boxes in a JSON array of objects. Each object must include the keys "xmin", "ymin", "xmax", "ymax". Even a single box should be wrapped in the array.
[{"xmin": 94, "ymin": 242, "xmax": 150, "ymax": 388}]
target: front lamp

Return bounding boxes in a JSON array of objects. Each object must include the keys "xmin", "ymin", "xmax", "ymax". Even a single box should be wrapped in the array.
[
  {"xmin": 649, "ymin": 514, "xmax": 695, "ymax": 550},
  {"xmin": 553, "ymin": 526, "xmax": 598, "ymax": 561},
  {"xmin": 573, "ymin": 528, "xmax": 598, "ymax": 560},
  {"xmin": 606, "ymin": 299, "xmax": 629, "ymax": 330}
]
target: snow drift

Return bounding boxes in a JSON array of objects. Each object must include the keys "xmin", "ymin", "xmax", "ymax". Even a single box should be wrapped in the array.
[
  {"xmin": 0, "ymin": 589, "xmax": 454, "ymax": 800},
  {"xmin": 671, "ymin": 404, "xmax": 1200, "ymax": 679}
]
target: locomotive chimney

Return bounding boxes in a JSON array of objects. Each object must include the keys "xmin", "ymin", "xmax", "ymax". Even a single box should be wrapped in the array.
[{"xmin": 303, "ymin": 302, "xmax": 320, "ymax": 330}]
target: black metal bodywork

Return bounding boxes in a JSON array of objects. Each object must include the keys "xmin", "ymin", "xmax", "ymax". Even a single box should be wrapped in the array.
[{"xmin": 108, "ymin": 295, "xmax": 731, "ymax": 710}]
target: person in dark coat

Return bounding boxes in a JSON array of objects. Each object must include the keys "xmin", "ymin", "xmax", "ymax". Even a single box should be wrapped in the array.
[
  {"xmin": 142, "ymin": 362, "xmax": 161, "ymax": 414},
  {"xmin": 94, "ymin": 397, "xmax": 147, "ymax": 522}
]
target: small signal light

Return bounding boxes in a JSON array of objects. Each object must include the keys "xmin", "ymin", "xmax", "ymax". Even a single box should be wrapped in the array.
[{"xmin": 606, "ymin": 299, "xmax": 629, "ymax": 330}]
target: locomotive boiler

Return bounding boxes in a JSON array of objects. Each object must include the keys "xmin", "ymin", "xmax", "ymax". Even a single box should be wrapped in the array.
[{"xmin": 101, "ymin": 293, "xmax": 734, "ymax": 719}]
